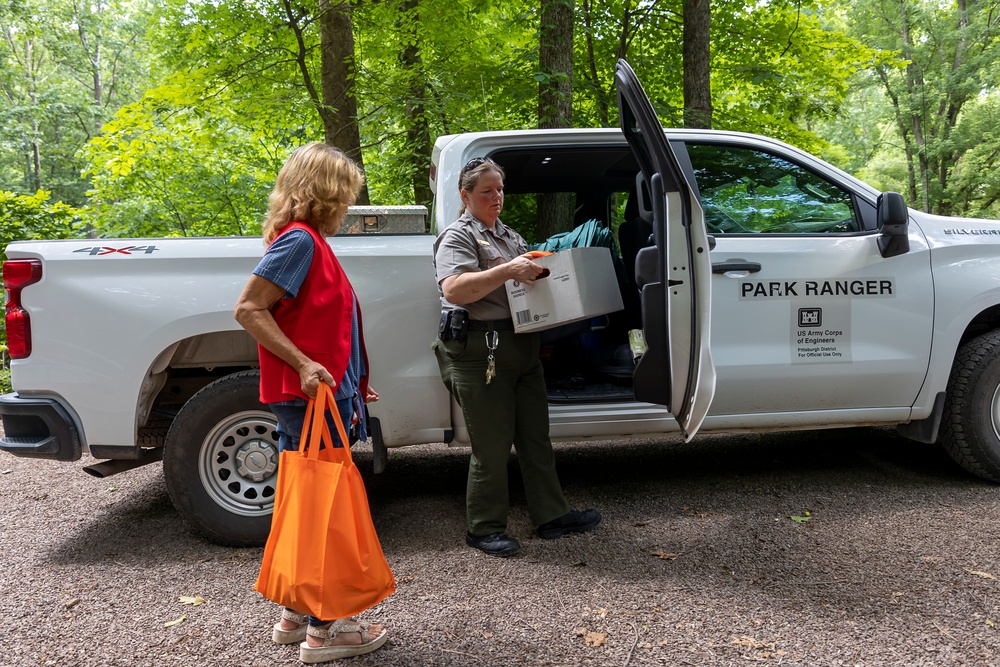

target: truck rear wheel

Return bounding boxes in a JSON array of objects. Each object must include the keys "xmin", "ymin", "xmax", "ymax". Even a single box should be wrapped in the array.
[
  {"xmin": 940, "ymin": 331, "xmax": 1000, "ymax": 482},
  {"xmin": 163, "ymin": 370, "xmax": 277, "ymax": 547}
]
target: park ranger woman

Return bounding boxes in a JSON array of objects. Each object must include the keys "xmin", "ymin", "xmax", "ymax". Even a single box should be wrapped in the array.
[{"xmin": 431, "ymin": 156, "xmax": 602, "ymax": 558}]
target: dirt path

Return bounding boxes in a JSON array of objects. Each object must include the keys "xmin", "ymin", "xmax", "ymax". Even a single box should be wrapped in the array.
[{"xmin": 1, "ymin": 427, "xmax": 999, "ymax": 666}]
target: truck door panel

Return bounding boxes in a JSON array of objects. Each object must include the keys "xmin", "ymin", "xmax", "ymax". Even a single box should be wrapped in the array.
[
  {"xmin": 615, "ymin": 59, "xmax": 716, "ymax": 439},
  {"xmin": 682, "ymin": 142, "xmax": 934, "ymax": 414}
]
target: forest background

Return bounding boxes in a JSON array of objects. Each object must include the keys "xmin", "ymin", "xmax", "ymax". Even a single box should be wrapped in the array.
[{"xmin": 2, "ymin": 0, "xmax": 1000, "ymax": 250}]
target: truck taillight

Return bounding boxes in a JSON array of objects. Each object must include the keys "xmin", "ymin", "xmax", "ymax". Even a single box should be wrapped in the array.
[{"xmin": 3, "ymin": 259, "xmax": 42, "ymax": 359}]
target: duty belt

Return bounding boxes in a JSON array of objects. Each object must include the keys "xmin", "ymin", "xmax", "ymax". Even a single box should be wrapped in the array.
[{"xmin": 469, "ymin": 319, "xmax": 515, "ymax": 331}]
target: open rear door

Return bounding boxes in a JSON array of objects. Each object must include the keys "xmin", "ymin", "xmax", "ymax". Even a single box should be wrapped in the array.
[{"xmin": 615, "ymin": 59, "xmax": 715, "ymax": 440}]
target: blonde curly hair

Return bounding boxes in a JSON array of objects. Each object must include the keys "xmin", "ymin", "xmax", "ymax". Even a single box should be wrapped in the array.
[{"xmin": 262, "ymin": 143, "xmax": 365, "ymax": 244}]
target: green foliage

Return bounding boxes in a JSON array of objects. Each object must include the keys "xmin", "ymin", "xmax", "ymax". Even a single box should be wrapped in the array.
[
  {"xmin": 845, "ymin": 0, "xmax": 1000, "ymax": 215},
  {"xmin": 951, "ymin": 91, "xmax": 1000, "ymax": 217},
  {"xmin": 708, "ymin": 0, "xmax": 878, "ymax": 152},
  {"xmin": 354, "ymin": 0, "xmax": 540, "ymax": 205},
  {"xmin": 812, "ymin": 74, "xmax": 896, "ymax": 174},
  {"xmin": 75, "ymin": 0, "xmax": 330, "ymax": 237},
  {"xmin": 0, "ymin": 189, "xmax": 84, "ymax": 258},
  {"xmin": 573, "ymin": 1, "xmax": 684, "ymax": 129},
  {"xmin": 2, "ymin": 0, "xmax": 999, "ymax": 237},
  {"xmin": 567, "ymin": 0, "xmax": 880, "ymax": 167},
  {"xmin": 81, "ymin": 76, "xmax": 285, "ymax": 237},
  {"xmin": 0, "ymin": 0, "xmax": 153, "ymax": 205}
]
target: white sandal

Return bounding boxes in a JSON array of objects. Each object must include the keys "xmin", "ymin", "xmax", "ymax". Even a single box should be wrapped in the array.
[
  {"xmin": 272, "ymin": 609, "xmax": 308, "ymax": 644},
  {"xmin": 299, "ymin": 618, "xmax": 388, "ymax": 663}
]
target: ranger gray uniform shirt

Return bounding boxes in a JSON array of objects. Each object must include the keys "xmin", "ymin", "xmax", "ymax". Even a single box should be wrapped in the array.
[{"xmin": 433, "ymin": 212, "xmax": 528, "ymax": 321}]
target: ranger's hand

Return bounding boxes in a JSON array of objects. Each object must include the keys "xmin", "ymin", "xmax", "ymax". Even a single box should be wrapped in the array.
[{"xmin": 507, "ymin": 255, "xmax": 547, "ymax": 284}]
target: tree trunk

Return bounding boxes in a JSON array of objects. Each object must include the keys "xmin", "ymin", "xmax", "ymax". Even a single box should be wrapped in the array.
[
  {"xmin": 27, "ymin": 130, "xmax": 40, "ymax": 192},
  {"xmin": 870, "ymin": 0, "xmax": 981, "ymax": 215},
  {"xmin": 933, "ymin": 0, "xmax": 970, "ymax": 217},
  {"xmin": 537, "ymin": 0, "xmax": 575, "ymax": 240},
  {"xmin": 72, "ymin": 0, "xmax": 104, "ymax": 136},
  {"xmin": 538, "ymin": 0, "xmax": 573, "ymax": 129},
  {"xmin": 318, "ymin": 0, "xmax": 369, "ymax": 203},
  {"xmin": 900, "ymin": 1, "xmax": 929, "ymax": 213},
  {"xmin": 683, "ymin": 0, "xmax": 712, "ymax": 129},
  {"xmin": 581, "ymin": 0, "xmax": 610, "ymax": 126},
  {"xmin": 282, "ymin": 0, "xmax": 367, "ymax": 201},
  {"xmin": 399, "ymin": 0, "xmax": 433, "ymax": 211}
]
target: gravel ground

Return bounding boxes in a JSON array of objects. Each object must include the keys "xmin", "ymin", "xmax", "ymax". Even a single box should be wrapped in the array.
[{"xmin": 2, "ymin": 427, "xmax": 1000, "ymax": 666}]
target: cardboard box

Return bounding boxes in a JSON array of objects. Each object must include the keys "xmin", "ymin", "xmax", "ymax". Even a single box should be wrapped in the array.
[{"xmin": 505, "ymin": 246, "xmax": 624, "ymax": 333}]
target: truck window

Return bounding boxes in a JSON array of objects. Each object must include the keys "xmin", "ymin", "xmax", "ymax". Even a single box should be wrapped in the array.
[
  {"xmin": 686, "ymin": 144, "xmax": 858, "ymax": 235},
  {"xmin": 487, "ymin": 144, "xmax": 638, "ymax": 245},
  {"xmin": 502, "ymin": 192, "xmax": 629, "ymax": 247}
]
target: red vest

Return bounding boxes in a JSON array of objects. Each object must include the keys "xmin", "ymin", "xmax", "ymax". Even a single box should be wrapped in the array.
[{"xmin": 258, "ymin": 222, "xmax": 368, "ymax": 403}]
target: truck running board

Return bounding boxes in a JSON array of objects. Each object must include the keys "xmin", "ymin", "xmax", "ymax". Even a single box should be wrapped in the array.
[{"xmin": 83, "ymin": 447, "xmax": 164, "ymax": 478}]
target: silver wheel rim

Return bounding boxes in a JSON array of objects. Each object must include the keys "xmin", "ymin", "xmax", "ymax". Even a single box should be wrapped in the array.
[
  {"xmin": 992, "ymin": 382, "xmax": 1000, "ymax": 442},
  {"xmin": 197, "ymin": 410, "xmax": 279, "ymax": 518}
]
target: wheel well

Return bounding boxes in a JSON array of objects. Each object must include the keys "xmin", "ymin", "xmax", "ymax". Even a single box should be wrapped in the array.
[
  {"xmin": 959, "ymin": 305, "xmax": 1000, "ymax": 347},
  {"xmin": 138, "ymin": 331, "xmax": 259, "ymax": 446}
]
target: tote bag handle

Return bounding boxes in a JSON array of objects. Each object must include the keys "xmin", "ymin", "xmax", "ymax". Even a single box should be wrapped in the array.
[{"xmin": 299, "ymin": 382, "xmax": 354, "ymax": 464}]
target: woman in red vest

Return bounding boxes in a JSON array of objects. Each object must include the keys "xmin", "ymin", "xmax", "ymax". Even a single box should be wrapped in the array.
[{"xmin": 234, "ymin": 143, "xmax": 387, "ymax": 663}]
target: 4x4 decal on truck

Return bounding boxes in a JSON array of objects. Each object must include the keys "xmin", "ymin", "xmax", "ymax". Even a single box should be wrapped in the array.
[{"xmin": 73, "ymin": 245, "xmax": 159, "ymax": 256}]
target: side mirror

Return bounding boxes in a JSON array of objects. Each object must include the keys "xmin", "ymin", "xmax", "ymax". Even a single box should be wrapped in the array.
[{"xmin": 877, "ymin": 191, "xmax": 909, "ymax": 258}]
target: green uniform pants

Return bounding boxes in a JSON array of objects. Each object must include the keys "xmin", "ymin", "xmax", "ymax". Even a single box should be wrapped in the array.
[{"xmin": 433, "ymin": 327, "xmax": 570, "ymax": 536}]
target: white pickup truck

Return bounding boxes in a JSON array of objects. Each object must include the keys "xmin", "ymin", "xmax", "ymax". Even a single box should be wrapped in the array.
[{"xmin": 4, "ymin": 61, "xmax": 1000, "ymax": 547}]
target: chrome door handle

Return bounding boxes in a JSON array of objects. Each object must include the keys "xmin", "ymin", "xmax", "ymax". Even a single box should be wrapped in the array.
[{"xmin": 712, "ymin": 261, "xmax": 762, "ymax": 274}]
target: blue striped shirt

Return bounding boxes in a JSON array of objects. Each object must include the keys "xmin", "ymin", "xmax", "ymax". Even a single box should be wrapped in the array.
[{"xmin": 253, "ymin": 228, "xmax": 367, "ymax": 407}]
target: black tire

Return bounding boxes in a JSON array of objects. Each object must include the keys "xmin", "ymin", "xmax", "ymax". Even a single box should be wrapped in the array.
[
  {"xmin": 939, "ymin": 331, "xmax": 1000, "ymax": 482},
  {"xmin": 163, "ymin": 370, "xmax": 278, "ymax": 546}
]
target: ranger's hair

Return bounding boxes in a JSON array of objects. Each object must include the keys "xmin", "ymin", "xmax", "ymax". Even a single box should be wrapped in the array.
[{"xmin": 263, "ymin": 143, "xmax": 365, "ymax": 244}]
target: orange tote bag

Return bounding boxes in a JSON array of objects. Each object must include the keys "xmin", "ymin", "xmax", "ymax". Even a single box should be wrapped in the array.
[{"xmin": 254, "ymin": 383, "xmax": 395, "ymax": 620}]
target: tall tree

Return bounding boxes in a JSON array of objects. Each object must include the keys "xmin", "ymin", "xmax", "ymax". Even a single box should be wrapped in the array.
[
  {"xmin": 282, "ymin": 0, "xmax": 368, "ymax": 203},
  {"xmin": 318, "ymin": 0, "xmax": 368, "ymax": 203},
  {"xmin": 682, "ymin": 0, "xmax": 712, "ymax": 128},
  {"xmin": 537, "ymin": 0, "xmax": 575, "ymax": 239},
  {"xmin": 67, "ymin": 0, "xmax": 109, "ymax": 136},
  {"xmin": 577, "ymin": 1, "xmax": 672, "ymax": 129},
  {"xmin": 539, "ymin": 0, "xmax": 574, "ymax": 128},
  {"xmin": 352, "ymin": 0, "xmax": 538, "ymax": 205},
  {"xmin": 397, "ymin": 0, "xmax": 432, "ymax": 208},
  {"xmin": 0, "ymin": 13, "xmax": 45, "ymax": 192}
]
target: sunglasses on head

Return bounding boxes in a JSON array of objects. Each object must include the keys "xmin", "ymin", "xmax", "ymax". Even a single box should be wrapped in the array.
[{"xmin": 462, "ymin": 157, "xmax": 495, "ymax": 173}]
